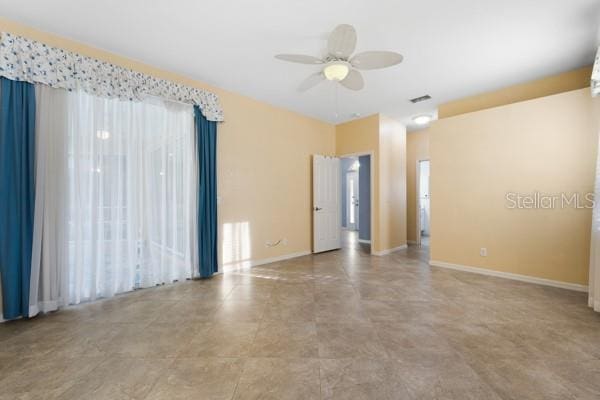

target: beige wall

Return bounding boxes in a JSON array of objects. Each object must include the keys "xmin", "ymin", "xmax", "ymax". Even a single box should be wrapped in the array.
[
  {"xmin": 0, "ymin": 18, "xmax": 336, "ymax": 269},
  {"xmin": 335, "ymin": 115, "xmax": 381, "ymax": 251},
  {"xmin": 335, "ymin": 114, "xmax": 407, "ymax": 253},
  {"xmin": 430, "ymin": 88, "xmax": 599, "ymax": 285},
  {"xmin": 218, "ymin": 93, "xmax": 334, "ymax": 268},
  {"xmin": 439, "ymin": 66, "xmax": 592, "ymax": 119},
  {"xmin": 335, "ymin": 114, "xmax": 381, "ymax": 157},
  {"xmin": 406, "ymin": 130, "xmax": 430, "ymax": 242}
]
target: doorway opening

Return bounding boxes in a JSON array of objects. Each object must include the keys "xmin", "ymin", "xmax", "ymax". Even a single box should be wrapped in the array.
[
  {"xmin": 340, "ymin": 154, "xmax": 372, "ymax": 253},
  {"xmin": 417, "ymin": 159, "xmax": 430, "ymax": 247}
]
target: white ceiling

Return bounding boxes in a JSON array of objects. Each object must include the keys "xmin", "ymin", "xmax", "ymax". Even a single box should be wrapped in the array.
[{"xmin": 1, "ymin": 0, "xmax": 599, "ymax": 126}]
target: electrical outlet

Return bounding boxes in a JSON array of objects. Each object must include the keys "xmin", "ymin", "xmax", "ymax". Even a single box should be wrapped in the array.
[{"xmin": 480, "ymin": 247, "xmax": 487, "ymax": 257}]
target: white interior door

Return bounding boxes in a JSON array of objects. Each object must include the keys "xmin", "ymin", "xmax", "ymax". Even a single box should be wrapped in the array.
[
  {"xmin": 346, "ymin": 171, "xmax": 359, "ymax": 231},
  {"xmin": 313, "ymin": 155, "xmax": 341, "ymax": 253}
]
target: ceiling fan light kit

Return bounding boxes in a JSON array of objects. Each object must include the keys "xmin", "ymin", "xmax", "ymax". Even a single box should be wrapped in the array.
[
  {"xmin": 275, "ymin": 24, "xmax": 403, "ymax": 92},
  {"xmin": 323, "ymin": 61, "xmax": 350, "ymax": 81}
]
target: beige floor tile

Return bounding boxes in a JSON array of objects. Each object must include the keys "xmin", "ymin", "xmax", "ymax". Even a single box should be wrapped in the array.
[
  {"xmin": 487, "ymin": 321, "xmax": 599, "ymax": 362},
  {"xmin": 46, "ymin": 321, "xmax": 123, "ymax": 359},
  {"xmin": 0, "ymin": 321, "xmax": 79, "ymax": 358},
  {"xmin": 262, "ymin": 300, "xmax": 316, "ymax": 322},
  {"xmin": 360, "ymin": 299, "xmax": 440, "ymax": 323},
  {"xmin": 92, "ymin": 300, "xmax": 177, "ymax": 324},
  {"xmin": 250, "ymin": 322, "xmax": 318, "ymax": 357},
  {"xmin": 317, "ymin": 322, "xmax": 388, "ymax": 359},
  {"xmin": 178, "ymin": 282, "xmax": 236, "ymax": 300},
  {"xmin": 399, "ymin": 359, "xmax": 503, "ymax": 400},
  {"xmin": 466, "ymin": 356, "xmax": 576, "ymax": 400},
  {"xmin": 56, "ymin": 358, "xmax": 172, "ymax": 400},
  {"xmin": 373, "ymin": 322, "xmax": 458, "ymax": 362},
  {"xmin": 0, "ymin": 356, "xmax": 104, "ymax": 400},
  {"xmin": 546, "ymin": 359, "xmax": 600, "ymax": 400},
  {"xmin": 154, "ymin": 299, "xmax": 223, "ymax": 323},
  {"xmin": 106, "ymin": 322, "xmax": 199, "ymax": 358},
  {"xmin": 2, "ymin": 232, "xmax": 599, "ymax": 399},
  {"xmin": 186, "ymin": 322, "xmax": 259, "ymax": 357},
  {"xmin": 270, "ymin": 284, "xmax": 315, "ymax": 304},
  {"xmin": 146, "ymin": 357, "xmax": 244, "ymax": 400},
  {"xmin": 211, "ymin": 300, "xmax": 266, "ymax": 322},
  {"xmin": 225, "ymin": 284, "xmax": 274, "ymax": 301},
  {"xmin": 439, "ymin": 322, "xmax": 534, "ymax": 363},
  {"xmin": 320, "ymin": 358, "xmax": 411, "ymax": 399},
  {"xmin": 233, "ymin": 358, "xmax": 320, "ymax": 400},
  {"xmin": 315, "ymin": 300, "xmax": 370, "ymax": 323}
]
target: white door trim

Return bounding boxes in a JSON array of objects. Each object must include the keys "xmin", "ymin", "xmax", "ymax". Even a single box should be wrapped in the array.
[{"xmin": 339, "ymin": 151, "xmax": 374, "ymax": 254}]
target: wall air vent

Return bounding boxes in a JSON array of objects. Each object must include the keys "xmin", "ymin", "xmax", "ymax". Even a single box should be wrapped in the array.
[{"xmin": 409, "ymin": 95, "xmax": 431, "ymax": 103}]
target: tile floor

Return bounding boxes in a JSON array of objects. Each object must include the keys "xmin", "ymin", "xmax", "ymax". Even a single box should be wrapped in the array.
[{"xmin": 1, "ymin": 231, "xmax": 599, "ymax": 399}]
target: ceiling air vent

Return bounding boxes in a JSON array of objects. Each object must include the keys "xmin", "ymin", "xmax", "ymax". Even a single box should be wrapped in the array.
[{"xmin": 409, "ymin": 95, "xmax": 431, "ymax": 103}]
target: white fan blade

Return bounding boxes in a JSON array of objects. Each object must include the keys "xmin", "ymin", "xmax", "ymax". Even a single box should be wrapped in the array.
[
  {"xmin": 340, "ymin": 69, "xmax": 364, "ymax": 91},
  {"xmin": 328, "ymin": 24, "xmax": 357, "ymax": 58},
  {"xmin": 350, "ymin": 51, "xmax": 403, "ymax": 70},
  {"xmin": 275, "ymin": 54, "xmax": 324, "ymax": 64},
  {"xmin": 298, "ymin": 73, "xmax": 325, "ymax": 92}
]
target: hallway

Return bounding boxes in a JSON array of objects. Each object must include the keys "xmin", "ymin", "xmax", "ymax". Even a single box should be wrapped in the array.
[{"xmin": 341, "ymin": 229, "xmax": 371, "ymax": 255}]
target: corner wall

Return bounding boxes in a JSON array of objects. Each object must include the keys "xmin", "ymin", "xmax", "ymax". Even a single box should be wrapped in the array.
[
  {"xmin": 378, "ymin": 115, "xmax": 407, "ymax": 252},
  {"xmin": 406, "ymin": 130, "xmax": 430, "ymax": 242},
  {"xmin": 335, "ymin": 114, "xmax": 407, "ymax": 253},
  {"xmin": 336, "ymin": 115, "xmax": 381, "ymax": 251}
]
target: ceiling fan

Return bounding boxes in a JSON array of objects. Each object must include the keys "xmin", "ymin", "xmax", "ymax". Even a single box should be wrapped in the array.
[{"xmin": 275, "ymin": 24, "xmax": 403, "ymax": 92}]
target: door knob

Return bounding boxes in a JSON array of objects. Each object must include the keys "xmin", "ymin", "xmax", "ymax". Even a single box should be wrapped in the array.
[{"xmin": 314, "ymin": 207, "xmax": 322, "ymax": 211}]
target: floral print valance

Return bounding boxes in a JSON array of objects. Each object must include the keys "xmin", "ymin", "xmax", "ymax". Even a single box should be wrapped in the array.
[{"xmin": 0, "ymin": 32, "xmax": 224, "ymax": 121}]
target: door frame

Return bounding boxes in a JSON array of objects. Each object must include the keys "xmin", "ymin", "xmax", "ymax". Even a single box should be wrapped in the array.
[
  {"xmin": 416, "ymin": 158, "xmax": 430, "ymax": 247},
  {"xmin": 339, "ymin": 151, "xmax": 374, "ymax": 255}
]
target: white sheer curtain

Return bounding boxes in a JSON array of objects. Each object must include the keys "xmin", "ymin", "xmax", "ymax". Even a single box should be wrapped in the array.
[
  {"xmin": 590, "ymin": 132, "xmax": 600, "ymax": 312},
  {"xmin": 29, "ymin": 85, "xmax": 69, "ymax": 315},
  {"xmin": 30, "ymin": 86, "xmax": 197, "ymax": 313}
]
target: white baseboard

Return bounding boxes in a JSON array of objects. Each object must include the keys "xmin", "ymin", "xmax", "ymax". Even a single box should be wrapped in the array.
[
  {"xmin": 223, "ymin": 250, "xmax": 312, "ymax": 271},
  {"xmin": 251, "ymin": 251, "xmax": 312, "ymax": 267},
  {"xmin": 358, "ymin": 239, "xmax": 371, "ymax": 244},
  {"xmin": 429, "ymin": 260, "xmax": 588, "ymax": 292},
  {"xmin": 372, "ymin": 244, "xmax": 408, "ymax": 256}
]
